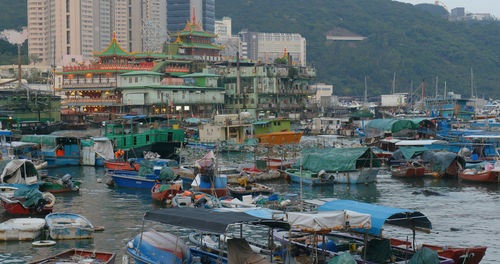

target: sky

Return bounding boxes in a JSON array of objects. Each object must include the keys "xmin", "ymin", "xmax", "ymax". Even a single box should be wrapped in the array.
[{"xmin": 396, "ymin": 0, "xmax": 500, "ymax": 17}]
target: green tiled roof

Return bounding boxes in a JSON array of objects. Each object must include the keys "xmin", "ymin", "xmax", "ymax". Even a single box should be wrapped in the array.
[
  {"xmin": 172, "ymin": 30, "xmax": 217, "ymax": 38},
  {"xmin": 180, "ymin": 43, "xmax": 224, "ymax": 50},
  {"xmin": 180, "ymin": 73, "xmax": 219, "ymax": 78},
  {"xmin": 120, "ymin": 71, "xmax": 164, "ymax": 76},
  {"xmin": 93, "ymin": 36, "xmax": 170, "ymax": 58},
  {"xmin": 119, "ymin": 85, "xmax": 224, "ymax": 91}
]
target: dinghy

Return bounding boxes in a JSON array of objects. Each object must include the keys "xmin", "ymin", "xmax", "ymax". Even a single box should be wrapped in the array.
[
  {"xmin": 0, "ymin": 218, "xmax": 46, "ymax": 241},
  {"xmin": 46, "ymin": 213, "xmax": 94, "ymax": 240}
]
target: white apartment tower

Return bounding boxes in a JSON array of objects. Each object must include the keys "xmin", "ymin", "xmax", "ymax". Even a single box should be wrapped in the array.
[{"xmin": 27, "ymin": 0, "xmax": 167, "ymax": 66}]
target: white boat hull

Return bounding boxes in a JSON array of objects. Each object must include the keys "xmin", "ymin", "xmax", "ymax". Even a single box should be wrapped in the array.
[
  {"xmin": 0, "ymin": 218, "xmax": 46, "ymax": 241},
  {"xmin": 332, "ymin": 168, "xmax": 379, "ymax": 184}
]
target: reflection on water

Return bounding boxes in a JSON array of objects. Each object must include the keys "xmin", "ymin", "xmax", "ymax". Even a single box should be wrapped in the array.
[{"xmin": 0, "ymin": 165, "xmax": 499, "ymax": 263}]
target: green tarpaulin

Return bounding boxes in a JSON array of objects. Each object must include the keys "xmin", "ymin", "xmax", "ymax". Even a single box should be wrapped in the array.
[
  {"xmin": 365, "ymin": 119, "xmax": 418, "ymax": 136},
  {"xmin": 296, "ymin": 147, "xmax": 381, "ymax": 172},
  {"xmin": 21, "ymin": 135, "xmax": 58, "ymax": 146},
  {"xmin": 399, "ymin": 147, "xmax": 429, "ymax": 160}
]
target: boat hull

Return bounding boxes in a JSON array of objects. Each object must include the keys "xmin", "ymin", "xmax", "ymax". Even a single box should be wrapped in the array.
[
  {"xmin": 391, "ymin": 166, "xmax": 426, "ymax": 178},
  {"xmin": 332, "ymin": 168, "xmax": 379, "ymax": 184},
  {"xmin": 423, "ymin": 244, "xmax": 487, "ymax": 264},
  {"xmin": 46, "ymin": 213, "xmax": 94, "ymax": 240},
  {"xmin": 0, "ymin": 218, "xmax": 46, "ymax": 241},
  {"xmin": 39, "ymin": 181, "xmax": 81, "ymax": 193},
  {"xmin": 254, "ymin": 131, "xmax": 302, "ymax": 145},
  {"xmin": 287, "ymin": 170, "xmax": 334, "ymax": 186},
  {"xmin": 29, "ymin": 249, "xmax": 115, "ymax": 264},
  {"xmin": 458, "ymin": 170, "xmax": 499, "ymax": 183},
  {"xmin": 0, "ymin": 198, "xmax": 53, "ymax": 216},
  {"xmin": 104, "ymin": 161, "xmax": 139, "ymax": 171},
  {"xmin": 194, "ymin": 188, "xmax": 229, "ymax": 198},
  {"xmin": 110, "ymin": 174, "xmax": 155, "ymax": 190}
]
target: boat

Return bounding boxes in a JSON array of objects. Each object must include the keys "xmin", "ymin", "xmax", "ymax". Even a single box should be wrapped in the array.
[
  {"xmin": 422, "ymin": 244, "xmax": 487, "ymax": 264},
  {"xmin": 103, "ymin": 160, "xmax": 140, "ymax": 171},
  {"xmin": 390, "ymin": 162, "xmax": 426, "ymax": 178},
  {"xmin": 45, "ymin": 213, "xmax": 94, "ymax": 240},
  {"xmin": 317, "ymin": 200, "xmax": 483, "ymax": 263},
  {"xmin": 285, "ymin": 147, "xmax": 381, "ymax": 185},
  {"xmin": 29, "ymin": 249, "xmax": 116, "ymax": 264},
  {"xmin": 0, "ymin": 189, "xmax": 55, "ymax": 216},
  {"xmin": 39, "ymin": 174, "xmax": 81, "ymax": 193},
  {"xmin": 459, "ymin": 169, "xmax": 500, "ymax": 183},
  {"xmin": 151, "ymin": 182, "xmax": 183, "ymax": 201},
  {"xmin": 20, "ymin": 135, "xmax": 82, "ymax": 167},
  {"xmin": 0, "ymin": 218, "xmax": 46, "ymax": 241},
  {"xmin": 0, "ymin": 186, "xmax": 18, "ymax": 198},
  {"xmin": 104, "ymin": 115, "xmax": 185, "ymax": 159},
  {"xmin": 253, "ymin": 119, "xmax": 302, "ymax": 145},
  {"xmin": 227, "ymin": 183, "xmax": 274, "ymax": 200},
  {"xmin": 0, "ymin": 159, "xmax": 40, "ymax": 185},
  {"xmin": 107, "ymin": 172, "xmax": 157, "ymax": 190}
]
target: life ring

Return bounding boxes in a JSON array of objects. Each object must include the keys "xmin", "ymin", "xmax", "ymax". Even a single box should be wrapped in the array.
[
  {"xmin": 32, "ymin": 240, "xmax": 56, "ymax": 247},
  {"xmin": 42, "ymin": 192, "xmax": 56, "ymax": 207},
  {"xmin": 93, "ymin": 226, "xmax": 105, "ymax": 232}
]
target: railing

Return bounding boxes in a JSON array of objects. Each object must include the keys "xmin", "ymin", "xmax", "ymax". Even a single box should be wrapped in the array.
[
  {"xmin": 62, "ymin": 82, "xmax": 117, "ymax": 88},
  {"xmin": 165, "ymin": 67, "xmax": 189, "ymax": 73},
  {"xmin": 63, "ymin": 98, "xmax": 120, "ymax": 104},
  {"xmin": 62, "ymin": 64, "xmax": 153, "ymax": 72}
]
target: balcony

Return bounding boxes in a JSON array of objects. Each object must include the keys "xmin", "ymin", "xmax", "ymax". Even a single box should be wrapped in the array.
[
  {"xmin": 62, "ymin": 64, "xmax": 153, "ymax": 72},
  {"xmin": 62, "ymin": 82, "xmax": 117, "ymax": 89},
  {"xmin": 63, "ymin": 98, "xmax": 120, "ymax": 106}
]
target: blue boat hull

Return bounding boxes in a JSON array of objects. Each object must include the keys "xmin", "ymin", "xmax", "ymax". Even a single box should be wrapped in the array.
[{"xmin": 111, "ymin": 174, "xmax": 155, "ymax": 190}]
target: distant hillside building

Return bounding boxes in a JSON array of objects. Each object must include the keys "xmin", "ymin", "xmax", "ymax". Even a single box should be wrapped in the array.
[
  {"xmin": 238, "ymin": 30, "xmax": 307, "ymax": 66},
  {"xmin": 311, "ymin": 83, "xmax": 333, "ymax": 102},
  {"xmin": 214, "ymin": 17, "xmax": 240, "ymax": 58},
  {"xmin": 167, "ymin": 0, "xmax": 215, "ymax": 34},
  {"xmin": 325, "ymin": 28, "xmax": 367, "ymax": 41},
  {"xmin": 381, "ymin": 93, "xmax": 408, "ymax": 107}
]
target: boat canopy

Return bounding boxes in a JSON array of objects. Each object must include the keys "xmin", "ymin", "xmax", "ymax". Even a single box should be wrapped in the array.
[
  {"xmin": 392, "ymin": 147, "xmax": 430, "ymax": 160},
  {"xmin": 365, "ymin": 119, "xmax": 418, "ymax": 137},
  {"xmin": 297, "ymin": 147, "xmax": 381, "ymax": 173},
  {"xmin": 286, "ymin": 210, "xmax": 371, "ymax": 232},
  {"xmin": 318, "ymin": 200, "xmax": 432, "ymax": 236},
  {"xmin": 144, "ymin": 208, "xmax": 289, "ymax": 234},
  {"xmin": 0, "ymin": 159, "xmax": 38, "ymax": 184},
  {"xmin": 395, "ymin": 140, "xmax": 448, "ymax": 146},
  {"xmin": 21, "ymin": 135, "xmax": 79, "ymax": 146},
  {"xmin": 421, "ymin": 151, "xmax": 465, "ymax": 174}
]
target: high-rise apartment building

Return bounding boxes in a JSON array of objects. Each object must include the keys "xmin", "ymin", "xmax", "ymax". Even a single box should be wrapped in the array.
[
  {"xmin": 27, "ymin": 0, "xmax": 166, "ymax": 66},
  {"xmin": 238, "ymin": 30, "xmax": 307, "ymax": 65},
  {"xmin": 167, "ymin": 0, "xmax": 215, "ymax": 34}
]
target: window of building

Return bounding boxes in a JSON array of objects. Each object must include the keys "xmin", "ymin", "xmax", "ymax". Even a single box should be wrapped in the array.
[
  {"xmin": 135, "ymin": 77, "xmax": 138, "ymax": 83},
  {"xmin": 67, "ymin": 47, "xmax": 70, "ymax": 55},
  {"xmin": 66, "ymin": 31, "xmax": 70, "ymax": 44},
  {"xmin": 66, "ymin": 15, "xmax": 70, "ymax": 29}
]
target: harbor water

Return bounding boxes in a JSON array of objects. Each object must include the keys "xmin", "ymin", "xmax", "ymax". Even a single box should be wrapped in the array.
[{"xmin": 1, "ymin": 165, "xmax": 499, "ymax": 263}]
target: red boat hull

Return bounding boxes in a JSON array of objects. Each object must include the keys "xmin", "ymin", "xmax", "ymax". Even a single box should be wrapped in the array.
[
  {"xmin": 104, "ymin": 161, "xmax": 139, "ymax": 171},
  {"xmin": 391, "ymin": 166, "xmax": 425, "ymax": 178},
  {"xmin": 29, "ymin": 248, "xmax": 116, "ymax": 264},
  {"xmin": 423, "ymin": 245, "xmax": 487, "ymax": 264},
  {"xmin": 459, "ymin": 170, "xmax": 499, "ymax": 183},
  {"xmin": 151, "ymin": 185, "xmax": 183, "ymax": 201},
  {"xmin": 0, "ymin": 199, "xmax": 53, "ymax": 216}
]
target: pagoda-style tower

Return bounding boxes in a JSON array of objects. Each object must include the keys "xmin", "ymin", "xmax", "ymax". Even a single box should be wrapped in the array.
[{"xmin": 168, "ymin": 12, "xmax": 224, "ymax": 57}]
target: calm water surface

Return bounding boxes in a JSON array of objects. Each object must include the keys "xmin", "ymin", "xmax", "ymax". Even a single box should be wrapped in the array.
[{"xmin": 1, "ymin": 164, "xmax": 498, "ymax": 263}]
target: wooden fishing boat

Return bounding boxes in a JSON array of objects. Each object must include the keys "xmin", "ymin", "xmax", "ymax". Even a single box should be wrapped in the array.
[
  {"xmin": 390, "ymin": 164, "xmax": 425, "ymax": 178},
  {"xmin": 459, "ymin": 169, "xmax": 499, "ymax": 183},
  {"xmin": 39, "ymin": 176, "xmax": 81, "ymax": 193},
  {"xmin": 0, "ymin": 218, "xmax": 46, "ymax": 241},
  {"xmin": 254, "ymin": 131, "xmax": 303, "ymax": 145},
  {"xmin": 103, "ymin": 160, "xmax": 139, "ymax": 171},
  {"xmin": 227, "ymin": 183, "xmax": 274, "ymax": 200},
  {"xmin": 45, "ymin": 213, "xmax": 94, "ymax": 240},
  {"xmin": 29, "ymin": 249, "xmax": 116, "ymax": 264},
  {"xmin": 422, "ymin": 244, "xmax": 487, "ymax": 264},
  {"xmin": 0, "ymin": 196, "xmax": 54, "ymax": 216},
  {"xmin": 151, "ymin": 183, "xmax": 183, "ymax": 201}
]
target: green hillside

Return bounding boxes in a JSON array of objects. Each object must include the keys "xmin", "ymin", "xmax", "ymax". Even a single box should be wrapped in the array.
[
  {"xmin": 0, "ymin": 0, "xmax": 28, "ymax": 65},
  {"xmin": 216, "ymin": 0, "xmax": 500, "ymax": 98}
]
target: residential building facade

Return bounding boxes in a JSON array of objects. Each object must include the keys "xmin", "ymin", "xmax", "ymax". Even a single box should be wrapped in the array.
[
  {"xmin": 167, "ymin": 0, "xmax": 215, "ymax": 34},
  {"xmin": 238, "ymin": 30, "xmax": 307, "ymax": 65}
]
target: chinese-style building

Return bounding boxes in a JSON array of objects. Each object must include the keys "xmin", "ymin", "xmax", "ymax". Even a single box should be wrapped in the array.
[
  {"xmin": 57, "ymin": 33, "xmax": 170, "ymax": 122},
  {"xmin": 166, "ymin": 14, "xmax": 224, "ymax": 58}
]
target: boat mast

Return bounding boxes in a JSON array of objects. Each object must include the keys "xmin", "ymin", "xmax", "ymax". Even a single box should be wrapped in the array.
[
  {"xmin": 364, "ymin": 76, "xmax": 368, "ymax": 106},
  {"xmin": 435, "ymin": 76, "xmax": 438, "ymax": 98},
  {"xmin": 392, "ymin": 72, "xmax": 396, "ymax": 94}
]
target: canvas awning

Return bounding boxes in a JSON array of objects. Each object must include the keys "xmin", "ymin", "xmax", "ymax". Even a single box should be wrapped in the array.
[
  {"xmin": 287, "ymin": 210, "xmax": 371, "ymax": 232},
  {"xmin": 318, "ymin": 200, "xmax": 432, "ymax": 236},
  {"xmin": 297, "ymin": 147, "xmax": 381, "ymax": 172},
  {"xmin": 144, "ymin": 208, "xmax": 289, "ymax": 234}
]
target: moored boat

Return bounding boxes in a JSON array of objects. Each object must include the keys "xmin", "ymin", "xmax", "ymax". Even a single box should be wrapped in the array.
[
  {"xmin": 0, "ymin": 218, "xmax": 46, "ymax": 241},
  {"xmin": 151, "ymin": 183, "xmax": 183, "ymax": 201},
  {"xmin": 103, "ymin": 160, "xmax": 139, "ymax": 171},
  {"xmin": 459, "ymin": 169, "xmax": 499, "ymax": 183},
  {"xmin": 29, "ymin": 249, "xmax": 116, "ymax": 264},
  {"xmin": 422, "ymin": 244, "xmax": 487, "ymax": 264},
  {"xmin": 39, "ymin": 174, "xmax": 81, "ymax": 193},
  {"xmin": 253, "ymin": 119, "xmax": 302, "ymax": 145},
  {"xmin": 45, "ymin": 213, "xmax": 94, "ymax": 240},
  {"xmin": 227, "ymin": 183, "xmax": 273, "ymax": 200},
  {"xmin": 125, "ymin": 230, "xmax": 192, "ymax": 264},
  {"xmin": 390, "ymin": 163, "xmax": 426, "ymax": 178}
]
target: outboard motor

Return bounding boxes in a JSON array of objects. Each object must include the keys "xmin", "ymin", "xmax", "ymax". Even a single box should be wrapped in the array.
[{"xmin": 61, "ymin": 173, "xmax": 78, "ymax": 191}]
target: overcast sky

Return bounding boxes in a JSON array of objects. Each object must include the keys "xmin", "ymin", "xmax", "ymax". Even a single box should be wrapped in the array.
[{"xmin": 396, "ymin": 0, "xmax": 500, "ymax": 17}]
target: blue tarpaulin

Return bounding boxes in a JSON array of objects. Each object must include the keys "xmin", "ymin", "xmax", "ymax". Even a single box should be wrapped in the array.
[{"xmin": 318, "ymin": 200, "xmax": 431, "ymax": 236}]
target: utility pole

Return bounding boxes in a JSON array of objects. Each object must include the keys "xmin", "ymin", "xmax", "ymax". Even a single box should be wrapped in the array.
[
  {"xmin": 435, "ymin": 76, "xmax": 438, "ymax": 98},
  {"xmin": 470, "ymin": 67, "xmax": 474, "ymax": 98},
  {"xmin": 364, "ymin": 76, "xmax": 368, "ymax": 106},
  {"xmin": 392, "ymin": 72, "xmax": 396, "ymax": 94},
  {"xmin": 236, "ymin": 51, "xmax": 241, "ymax": 117}
]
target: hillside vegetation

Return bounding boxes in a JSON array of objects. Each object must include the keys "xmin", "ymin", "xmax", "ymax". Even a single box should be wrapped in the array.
[{"xmin": 216, "ymin": 0, "xmax": 500, "ymax": 98}]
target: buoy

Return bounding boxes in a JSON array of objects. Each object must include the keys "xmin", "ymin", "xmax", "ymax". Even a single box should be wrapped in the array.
[
  {"xmin": 42, "ymin": 192, "xmax": 56, "ymax": 207},
  {"xmin": 93, "ymin": 226, "xmax": 105, "ymax": 232},
  {"xmin": 97, "ymin": 178, "xmax": 103, "ymax": 183},
  {"xmin": 32, "ymin": 240, "xmax": 56, "ymax": 247}
]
